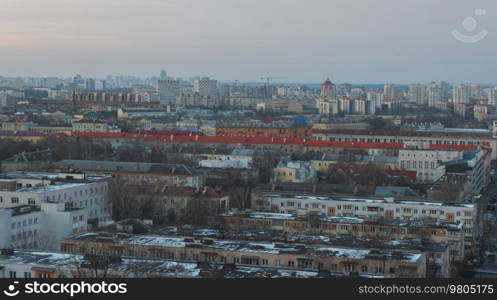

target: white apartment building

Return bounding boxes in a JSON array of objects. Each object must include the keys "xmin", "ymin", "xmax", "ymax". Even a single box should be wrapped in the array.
[
  {"xmin": 252, "ymin": 193, "xmax": 480, "ymax": 253},
  {"xmin": 367, "ymin": 91, "xmax": 384, "ymax": 108},
  {"xmin": 0, "ymin": 203, "xmax": 88, "ymax": 251},
  {"xmin": 488, "ymin": 86, "xmax": 497, "ymax": 107},
  {"xmin": 453, "ymin": 84, "xmax": 469, "ymax": 104},
  {"xmin": 194, "ymin": 77, "xmax": 218, "ymax": 100},
  {"xmin": 427, "ymin": 82, "xmax": 443, "ymax": 108},
  {"xmin": 409, "ymin": 84, "xmax": 426, "ymax": 105},
  {"xmin": 0, "ymin": 172, "xmax": 111, "ymax": 229},
  {"xmin": 383, "ymin": 84, "xmax": 398, "ymax": 99},
  {"xmin": 311, "ymin": 128, "xmax": 497, "ymax": 160},
  {"xmin": 398, "ymin": 149, "xmax": 463, "ymax": 183},
  {"xmin": 470, "ymin": 84, "xmax": 482, "ymax": 99},
  {"xmin": 158, "ymin": 79, "xmax": 180, "ymax": 106}
]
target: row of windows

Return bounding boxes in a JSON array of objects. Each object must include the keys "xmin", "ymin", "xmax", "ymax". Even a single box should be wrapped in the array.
[
  {"xmin": 279, "ymin": 202, "xmax": 472, "ymax": 217},
  {"xmin": 11, "ymin": 218, "xmax": 38, "ymax": 229},
  {"xmin": 11, "ymin": 229, "xmax": 38, "ymax": 241},
  {"xmin": 400, "ymin": 160, "xmax": 436, "ymax": 169},
  {"xmin": 317, "ymin": 135, "xmax": 484, "ymax": 146}
]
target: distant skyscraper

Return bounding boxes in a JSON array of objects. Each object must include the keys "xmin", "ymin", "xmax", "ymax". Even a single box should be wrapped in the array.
[
  {"xmin": 470, "ymin": 84, "xmax": 482, "ymax": 99},
  {"xmin": 439, "ymin": 81, "xmax": 449, "ymax": 99},
  {"xmin": 489, "ymin": 86, "xmax": 497, "ymax": 107},
  {"xmin": 427, "ymin": 82, "xmax": 443, "ymax": 108},
  {"xmin": 320, "ymin": 78, "xmax": 336, "ymax": 98},
  {"xmin": 158, "ymin": 79, "xmax": 180, "ymax": 105},
  {"xmin": 383, "ymin": 84, "xmax": 398, "ymax": 99},
  {"xmin": 367, "ymin": 91, "xmax": 384, "ymax": 108},
  {"xmin": 85, "ymin": 78, "xmax": 96, "ymax": 90},
  {"xmin": 453, "ymin": 84, "xmax": 469, "ymax": 104},
  {"xmin": 73, "ymin": 74, "xmax": 85, "ymax": 88},
  {"xmin": 194, "ymin": 77, "xmax": 218, "ymax": 99},
  {"xmin": 160, "ymin": 70, "xmax": 168, "ymax": 80},
  {"xmin": 408, "ymin": 84, "xmax": 426, "ymax": 105}
]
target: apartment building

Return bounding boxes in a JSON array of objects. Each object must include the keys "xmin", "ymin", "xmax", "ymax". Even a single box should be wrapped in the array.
[
  {"xmin": 251, "ymin": 192, "xmax": 480, "ymax": 254},
  {"xmin": 213, "ymin": 211, "xmax": 464, "ymax": 264},
  {"xmin": 0, "ymin": 250, "xmax": 201, "ymax": 278},
  {"xmin": 0, "ymin": 203, "xmax": 88, "ymax": 251},
  {"xmin": 0, "ymin": 172, "xmax": 111, "ymax": 228},
  {"xmin": 311, "ymin": 128, "xmax": 497, "ymax": 160},
  {"xmin": 216, "ymin": 121, "xmax": 312, "ymax": 139},
  {"xmin": 60, "ymin": 232, "xmax": 427, "ymax": 278},
  {"xmin": 53, "ymin": 160, "xmax": 202, "ymax": 188},
  {"xmin": 398, "ymin": 148, "xmax": 463, "ymax": 183},
  {"xmin": 72, "ymin": 120, "xmax": 120, "ymax": 133}
]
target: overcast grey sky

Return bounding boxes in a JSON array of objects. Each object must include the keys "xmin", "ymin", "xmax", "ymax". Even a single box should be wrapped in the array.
[{"xmin": 0, "ymin": 0, "xmax": 496, "ymax": 83}]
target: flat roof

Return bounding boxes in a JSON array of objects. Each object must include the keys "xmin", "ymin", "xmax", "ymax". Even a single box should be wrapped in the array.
[
  {"xmin": 65, "ymin": 233, "xmax": 424, "ymax": 263},
  {"xmin": 262, "ymin": 193, "xmax": 475, "ymax": 208}
]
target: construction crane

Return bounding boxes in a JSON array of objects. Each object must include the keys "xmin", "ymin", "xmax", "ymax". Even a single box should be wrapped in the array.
[{"xmin": 260, "ymin": 76, "xmax": 288, "ymax": 86}]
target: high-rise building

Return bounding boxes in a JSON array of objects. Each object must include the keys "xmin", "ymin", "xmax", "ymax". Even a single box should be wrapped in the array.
[
  {"xmin": 383, "ymin": 84, "xmax": 398, "ymax": 99},
  {"xmin": 427, "ymin": 82, "xmax": 443, "ymax": 108},
  {"xmin": 409, "ymin": 83, "xmax": 426, "ymax": 105},
  {"xmin": 158, "ymin": 79, "xmax": 180, "ymax": 105},
  {"xmin": 453, "ymin": 84, "xmax": 469, "ymax": 104},
  {"xmin": 194, "ymin": 77, "xmax": 218, "ymax": 99},
  {"xmin": 440, "ymin": 81, "xmax": 449, "ymax": 100},
  {"xmin": 470, "ymin": 84, "xmax": 482, "ymax": 99},
  {"xmin": 488, "ymin": 86, "xmax": 497, "ymax": 107},
  {"xmin": 320, "ymin": 78, "xmax": 336, "ymax": 98},
  {"xmin": 160, "ymin": 70, "xmax": 168, "ymax": 80},
  {"xmin": 367, "ymin": 91, "xmax": 384, "ymax": 108}
]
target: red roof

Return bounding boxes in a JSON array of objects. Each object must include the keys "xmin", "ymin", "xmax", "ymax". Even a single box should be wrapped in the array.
[
  {"xmin": 429, "ymin": 144, "xmax": 478, "ymax": 151},
  {"xmin": 41, "ymin": 132, "xmax": 494, "ymax": 154}
]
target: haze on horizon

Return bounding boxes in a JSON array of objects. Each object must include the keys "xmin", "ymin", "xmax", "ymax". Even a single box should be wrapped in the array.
[{"xmin": 0, "ymin": 0, "xmax": 496, "ymax": 84}]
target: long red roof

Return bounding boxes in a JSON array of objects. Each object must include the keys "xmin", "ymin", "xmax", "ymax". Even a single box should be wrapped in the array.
[
  {"xmin": 71, "ymin": 132, "xmax": 407, "ymax": 149},
  {"xmin": 71, "ymin": 132, "xmax": 489, "ymax": 152}
]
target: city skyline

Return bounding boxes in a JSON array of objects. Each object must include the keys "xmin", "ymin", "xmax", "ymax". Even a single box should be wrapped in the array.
[{"xmin": 1, "ymin": 0, "xmax": 496, "ymax": 83}]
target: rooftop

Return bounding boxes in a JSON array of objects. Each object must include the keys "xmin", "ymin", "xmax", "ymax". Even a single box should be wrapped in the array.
[
  {"xmin": 54, "ymin": 160, "xmax": 193, "ymax": 176},
  {"xmin": 0, "ymin": 250, "xmax": 201, "ymax": 278},
  {"xmin": 261, "ymin": 193, "xmax": 475, "ymax": 208},
  {"xmin": 65, "ymin": 232, "xmax": 424, "ymax": 263}
]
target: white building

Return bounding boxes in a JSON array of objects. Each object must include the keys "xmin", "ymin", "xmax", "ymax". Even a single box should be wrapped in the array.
[
  {"xmin": 409, "ymin": 84, "xmax": 426, "ymax": 105},
  {"xmin": 383, "ymin": 84, "xmax": 398, "ymax": 99},
  {"xmin": 0, "ymin": 203, "xmax": 88, "ymax": 251},
  {"xmin": 367, "ymin": 91, "xmax": 384, "ymax": 108},
  {"xmin": 398, "ymin": 148, "xmax": 463, "ymax": 183},
  {"xmin": 0, "ymin": 172, "xmax": 111, "ymax": 231},
  {"xmin": 199, "ymin": 158, "xmax": 252, "ymax": 169},
  {"xmin": 488, "ymin": 86, "xmax": 497, "ymax": 107},
  {"xmin": 470, "ymin": 84, "xmax": 482, "ymax": 99},
  {"xmin": 253, "ymin": 193, "xmax": 479, "ymax": 253},
  {"xmin": 194, "ymin": 77, "xmax": 218, "ymax": 100},
  {"xmin": 427, "ymin": 82, "xmax": 443, "ymax": 108},
  {"xmin": 158, "ymin": 79, "xmax": 180, "ymax": 106},
  {"xmin": 453, "ymin": 84, "xmax": 469, "ymax": 105}
]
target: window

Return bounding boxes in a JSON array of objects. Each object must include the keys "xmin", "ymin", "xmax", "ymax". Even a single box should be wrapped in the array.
[
  {"xmin": 361, "ymin": 265, "xmax": 368, "ymax": 273},
  {"xmin": 24, "ymin": 272, "xmax": 31, "ymax": 278},
  {"xmin": 9, "ymin": 271, "xmax": 16, "ymax": 278},
  {"xmin": 11, "ymin": 197, "xmax": 19, "ymax": 204},
  {"xmin": 28, "ymin": 198, "xmax": 35, "ymax": 205},
  {"xmin": 262, "ymin": 259, "xmax": 268, "ymax": 265},
  {"xmin": 288, "ymin": 261, "xmax": 295, "ymax": 267}
]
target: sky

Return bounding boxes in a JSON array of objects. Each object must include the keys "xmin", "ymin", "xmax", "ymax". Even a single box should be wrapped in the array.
[{"xmin": 0, "ymin": 0, "xmax": 496, "ymax": 83}]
